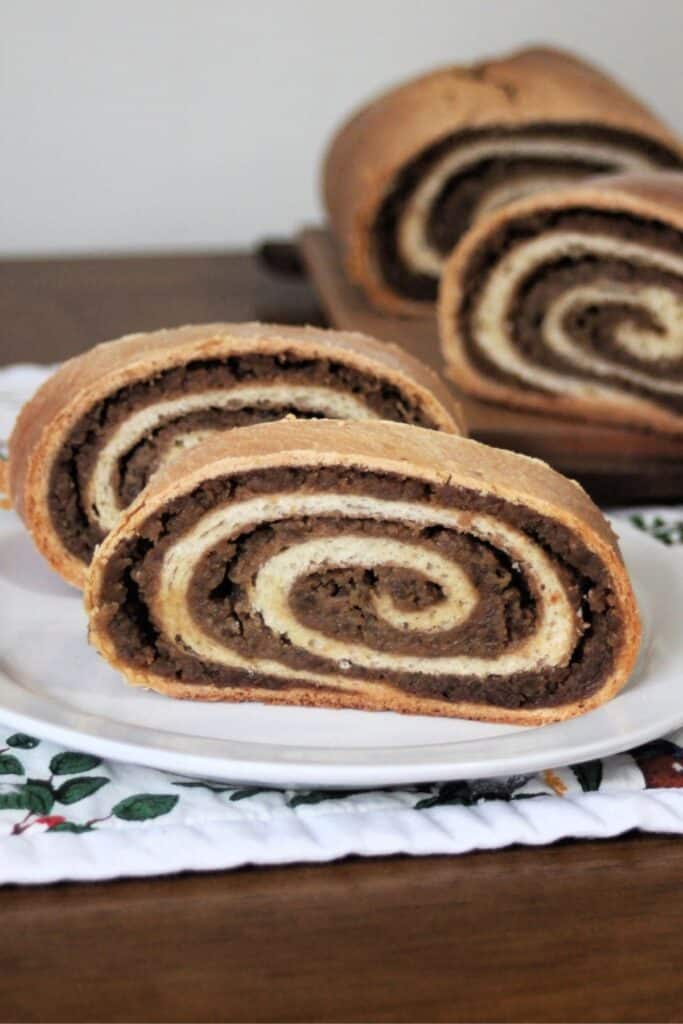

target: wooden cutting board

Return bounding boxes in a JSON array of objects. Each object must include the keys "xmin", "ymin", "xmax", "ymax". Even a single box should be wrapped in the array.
[{"xmin": 299, "ymin": 227, "xmax": 683, "ymax": 505}]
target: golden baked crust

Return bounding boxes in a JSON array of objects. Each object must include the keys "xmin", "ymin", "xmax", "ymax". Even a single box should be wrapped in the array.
[
  {"xmin": 86, "ymin": 418, "xmax": 641, "ymax": 725},
  {"xmin": 439, "ymin": 171, "xmax": 683, "ymax": 434},
  {"xmin": 8, "ymin": 322, "xmax": 464, "ymax": 589},
  {"xmin": 323, "ymin": 46, "xmax": 683, "ymax": 315}
]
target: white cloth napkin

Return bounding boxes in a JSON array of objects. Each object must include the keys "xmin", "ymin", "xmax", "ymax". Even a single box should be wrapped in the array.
[{"xmin": 2, "ymin": 364, "xmax": 682, "ymax": 885}]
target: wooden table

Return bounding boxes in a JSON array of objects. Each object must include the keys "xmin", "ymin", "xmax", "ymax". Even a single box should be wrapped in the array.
[{"xmin": 2, "ymin": 249, "xmax": 682, "ymax": 1024}]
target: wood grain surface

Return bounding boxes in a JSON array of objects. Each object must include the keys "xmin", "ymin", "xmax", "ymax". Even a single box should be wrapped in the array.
[
  {"xmin": 4, "ymin": 838, "xmax": 683, "ymax": 1023},
  {"xmin": 0, "ymin": 247, "xmax": 322, "ymax": 366},
  {"xmin": 1, "ymin": 247, "xmax": 682, "ymax": 1024},
  {"xmin": 299, "ymin": 227, "xmax": 683, "ymax": 505}
]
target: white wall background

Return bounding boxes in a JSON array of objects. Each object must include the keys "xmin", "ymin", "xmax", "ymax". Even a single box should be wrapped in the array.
[{"xmin": 2, "ymin": 0, "xmax": 682, "ymax": 256}]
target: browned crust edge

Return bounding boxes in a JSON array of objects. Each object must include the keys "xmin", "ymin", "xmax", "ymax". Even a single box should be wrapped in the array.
[
  {"xmin": 323, "ymin": 46, "xmax": 683, "ymax": 316},
  {"xmin": 85, "ymin": 418, "xmax": 641, "ymax": 726},
  {"xmin": 8, "ymin": 322, "xmax": 464, "ymax": 589},
  {"xmin": 438, "ymin": 174, "xmax": 683, "ymax": 435}
]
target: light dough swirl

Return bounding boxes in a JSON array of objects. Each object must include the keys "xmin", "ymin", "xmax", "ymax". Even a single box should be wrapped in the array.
[
  {"xmin": 154, "ymin": 493, "xmax": 576, "ymax": 685},
  {"xmin": 395, "ymin": 133, "xmax": 657, "ymax": 280}
]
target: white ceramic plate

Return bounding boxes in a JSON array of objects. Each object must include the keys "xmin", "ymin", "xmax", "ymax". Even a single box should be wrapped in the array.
[{"xmin": 0, "ymin": 512, "xmax": 679, "ymax": 788}]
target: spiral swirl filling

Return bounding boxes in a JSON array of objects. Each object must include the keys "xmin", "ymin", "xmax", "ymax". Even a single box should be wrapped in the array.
[
  {"xmin": 457, "ymin": 209, "xmax": 683, "ymax": 413},
  {"xmin": 100, "ymin": 467, "xmax": 621, "ymax": 711},
  {"xmin": 372, "ymin": 124, "xmax": 682, "ymax": 300},
  {"xmin": 48, "ymin": 355, "xmax": 440, "ymax": 564}
]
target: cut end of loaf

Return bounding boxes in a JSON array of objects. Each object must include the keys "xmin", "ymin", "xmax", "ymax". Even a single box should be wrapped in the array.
[
  {"xmin": 439, "ymin": 174, "xmax": 683, "ymax": 434},
  {"xmin": 8, "ymin": 322, "xmax": 463, "ymax": 588},
  {"xmin": 85, "ymin": 419, "xmax": 640, "ymax": 726}
]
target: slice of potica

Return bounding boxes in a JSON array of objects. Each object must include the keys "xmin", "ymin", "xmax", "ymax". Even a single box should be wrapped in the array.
[
  {"xmin": 439, "ymin": 172, "xmax": 683, "ymax": 434},
  {"xmin": 86, "ymin": 418, "xmax": 640, "ymax": 725},
  {"xmin": 7, "ymin": 321, "xmax": 462, "ymax": 588}
]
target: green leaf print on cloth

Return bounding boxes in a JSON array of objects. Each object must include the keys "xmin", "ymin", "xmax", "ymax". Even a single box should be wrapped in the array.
[
  {"xmin": 0, "ymin": 728, "xmax": 184, "ymax": 834},
  {"xmin": 54, "ymin": 777, "xmax": 110, "ymax": 805},
  {"xmin": 112, "ymin": 795, "xmax": 179, "ymax": 821},
  {"xmin": 6, "ymin": 734, "xmax": 39, "ymax": 750},
  {"xmin": 47, "ymin": 821, "xmax": 95, "ymax": 833},
  {"xmin": 0, "ymin": 755, "xmax": 24, "ymax": 776},
  {"xmin": 23, "ymin": 779, "xmax": 55, "ymax": 815},
  {"xmin": 50, "ymin": 752, "xmax": 102, "ymax": 775},
  {"xmin": 0, "ymin": 792, "xmax": 30, "ymax": 811},
  {"xmin": 630, "ymin": 513, "xmax": 683, "ymax": 547}
]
